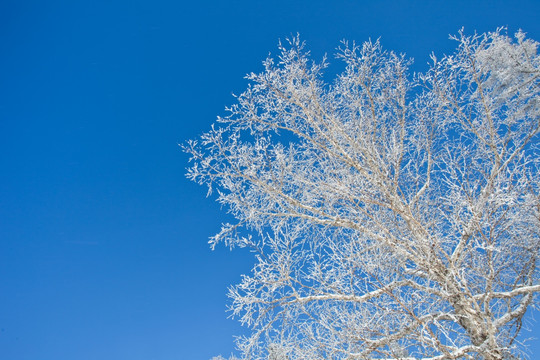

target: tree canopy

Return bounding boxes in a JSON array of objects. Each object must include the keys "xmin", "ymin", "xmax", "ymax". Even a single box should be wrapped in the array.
[{"xmin": 186, "ymin": 29, "xmax": 540, "ymax": 359}]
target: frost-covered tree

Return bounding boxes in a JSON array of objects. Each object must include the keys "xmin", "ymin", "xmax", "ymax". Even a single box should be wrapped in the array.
[{"xmin": 185, "ymin": 29, "xmax": 540, "ymax": 359}]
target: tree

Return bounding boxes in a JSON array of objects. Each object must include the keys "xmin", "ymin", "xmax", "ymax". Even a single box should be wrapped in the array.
[{"xmin": 185, "ymin": 29, "xmax": 540, "ymax": 359}]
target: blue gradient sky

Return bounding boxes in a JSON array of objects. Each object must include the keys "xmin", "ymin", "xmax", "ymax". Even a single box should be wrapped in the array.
[{"xmin": 1, "ymin": 1, "xmax": 539, "ymax": 359}]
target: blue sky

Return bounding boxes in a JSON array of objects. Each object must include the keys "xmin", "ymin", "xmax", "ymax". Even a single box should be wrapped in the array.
[{"xmin": 1, "ymin": 1, "xmax": 539, "ymax": 359}]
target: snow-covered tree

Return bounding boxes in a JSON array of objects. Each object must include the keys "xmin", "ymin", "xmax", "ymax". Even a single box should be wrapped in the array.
[{"xmin": 185, "ymin": 29, "xmax": 540, "ymax": 359}]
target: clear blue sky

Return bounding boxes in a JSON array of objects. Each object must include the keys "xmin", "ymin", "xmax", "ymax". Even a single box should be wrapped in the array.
[{"xmin": 1, "ymin": 1, "xmax": 539, "ymax": 359}]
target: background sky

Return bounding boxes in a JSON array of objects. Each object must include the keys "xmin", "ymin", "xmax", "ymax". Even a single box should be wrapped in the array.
[{"xmin": 1, "ymin": 1, "xmax": 540, "ymax": 359}]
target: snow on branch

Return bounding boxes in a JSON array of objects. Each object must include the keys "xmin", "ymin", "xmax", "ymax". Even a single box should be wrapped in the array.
[{"xmin": 186, "ymin": 29, "xmax": 540, "ymax": 360}]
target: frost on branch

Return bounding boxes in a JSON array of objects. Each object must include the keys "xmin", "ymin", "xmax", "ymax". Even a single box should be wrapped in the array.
[{"xmin": 185, "ymin": 30, "xmax": 540, "ymax": 359}]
